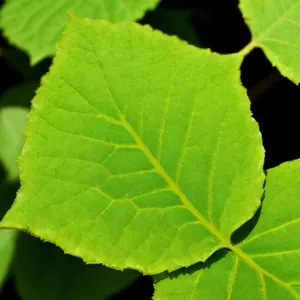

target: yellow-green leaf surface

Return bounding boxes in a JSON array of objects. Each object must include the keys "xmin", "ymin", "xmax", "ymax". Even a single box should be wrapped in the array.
[
  {"xmin": 0, "ymin": 84, "xmax": 37, "ymax": 180},
  {"xmin": 240, "ymin": 0, "xmax": 300, "ymax": 83},
  {"xmin": 0, "ymin": 0, "xmax": 159, "ymax": 64},
  {"xmin": 154, "ymin": 160, "xmax": 300, "ymax": 299},
  {"xmin": 14, "ymin": 234, "xmax": 139, "ymax": 300},
  {"xmin": 0, "ymin": 18, "xmax": 265, "ymax": 274}
]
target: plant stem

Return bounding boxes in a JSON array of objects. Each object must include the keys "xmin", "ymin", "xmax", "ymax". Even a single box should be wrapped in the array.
[
  {"xmin": 248, "ymin": 69, "xmax": 282, "ymax": 102},
  {"xmin": 238, "ymin": 41, "xmax": 256, "ymax": 56}
]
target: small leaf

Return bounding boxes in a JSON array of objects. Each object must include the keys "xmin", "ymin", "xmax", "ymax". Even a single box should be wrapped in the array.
[
  {"xmin": 0, "ymin": 84, "xmax": 37, "ymax": 180},
  {"xmin": 0, "ymin": 18, "xmax": 264, "ymax": 274},
  {"xmin": 240, "ymin": 0, "xmax": 300, "ymax": 83},
  {"xmin": 14, "ymin": 233, "xmax": 139, "ymax": 300},
  {"xmin": 154, "ymin": 160, "xmax": 300, "ymax": 299},
  {"xmin": 0, "ymin": 0, "xmax": 159, "ymax": 64}
]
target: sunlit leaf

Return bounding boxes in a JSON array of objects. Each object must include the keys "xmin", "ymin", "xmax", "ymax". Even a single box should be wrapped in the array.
[
  {"xmin": 0, "ymin": 18, "xmax": 265, "ymax": 275},
  {"xmin": 154, "ymin": 160, "xmax": 300, "ymax": 299},
  {"xmin": 240, "ymin": 0, "xmax": 300, "ymax": 83}
]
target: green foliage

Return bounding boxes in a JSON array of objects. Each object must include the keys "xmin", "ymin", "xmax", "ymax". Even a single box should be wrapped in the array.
[
  {"xmin": 0, "ymin": 84, "xmax": 35, "ymax": 287},
  {"xmin": 0, "ymin": 84, "xmax": 37, "ymax": 180},
  {"xmin": 0, "ymin": 85, "xmax": 139, "ymax": 298},
  {"xmin": 141, "ymin": 8, "xmax": 201, "ymax": 47},
  {"xmin": 0, "ymin": 229, "xmax": 17, "ymax": 288},
  {"xmin": 0, "ymin": 17, "xmax": 265, "ymax": 274},
  {"xmin": 0, "ymin": 0, "xmax": 159, "ymax": 64},
  {"xmin": 0, "ymin": 107, "xmax": 27, "ymax": 180},
  {"xmin": 14, "ymin": 234, "xmax": 139, "ymax": 300},
  {"xmin": 1, "ymin": 0, "xmax": 300, "ymax": 299},
  {"xmin": 240, "ymin": 0, "xmax": 300, "ymax": 83},
  {"xmin": 154, "ymin": 160, "xmax": 300, "ymax": 299}
]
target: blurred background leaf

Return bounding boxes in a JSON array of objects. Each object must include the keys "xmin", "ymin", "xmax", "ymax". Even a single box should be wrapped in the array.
[
  {"xmin": 0, "ymin": 83, "xmax": 37, "ymax": 181},
  {"xmin": 141, "ymin": 7, "xmax": 201, "ymax": 47},
  {"xmin": 1, "ymin": 48, "xmax": 50, "ymax": 82},
  {"xmin": 13, "ymin": 234, "xmax": 140, "ymax": 300},
  {"xmin": 0, "ymin": 229, "xmax": 17, "ymax": 289}
]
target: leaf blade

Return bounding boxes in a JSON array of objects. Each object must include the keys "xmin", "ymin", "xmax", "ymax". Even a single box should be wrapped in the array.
[
  {"xmin": 240, "ymin": 0, "xmax": 300, "ymax": 83},
  {"xmin": 154, "ymin": 160, "xmax": 300, "ymax": 299},
  {"xmin": 0, "ymin": 18, "xmax": 265, "ymax": 274}
]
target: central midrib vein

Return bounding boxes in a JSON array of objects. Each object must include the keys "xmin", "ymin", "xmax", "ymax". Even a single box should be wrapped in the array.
[
  {"xmin": 122, "ymin": 114, "xmax": 297, "ymax": 293},
  {"xmin": 119, "ymin": 113, "xmax": 298, "ymax": 297},
  {"xmin": 93, "ymin": 45, "xmax": 298, "ymax": 296}
]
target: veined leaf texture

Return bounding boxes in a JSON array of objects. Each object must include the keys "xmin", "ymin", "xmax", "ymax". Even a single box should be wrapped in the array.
[
  {"xmin": 0, "ymin": 0, "xmax": 159, "ymax": 63},
  {"xmin": 1, "ymin": 0, "xmax": 300, "ymax": 299}
]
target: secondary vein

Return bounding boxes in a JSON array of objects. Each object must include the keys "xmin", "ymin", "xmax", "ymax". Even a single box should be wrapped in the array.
[{"xmin": 89, "ymin": 34, "xmax": 299, "ymax": 298}]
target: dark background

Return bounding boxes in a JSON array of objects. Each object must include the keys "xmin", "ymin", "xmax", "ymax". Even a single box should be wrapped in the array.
[{"xmin": 1, "ymin": 0, "xmax": 299, "ymax": 299}]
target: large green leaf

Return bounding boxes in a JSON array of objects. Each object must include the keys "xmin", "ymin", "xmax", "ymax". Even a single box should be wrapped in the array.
[
  {"xmin": 0, "ymin": 83, "xmax": 37, "ymax": 180},
  {"xmin": 0, "ymin": 18, "xmax": 264, "ymax": 274},
  {"xmin": 154, "ymin": 160, "xmax": 300, "ymax": 299},
  {"xmin": 240, "ymin": 0, "xmax": 300, "ymax": 83},
  {"xmin": 14, "ymin": 233, "xmax": 139, "ymax": 300},
  {"xmin": 0, "ymin": 0, "xmax": 159, "ymax": 64}
]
